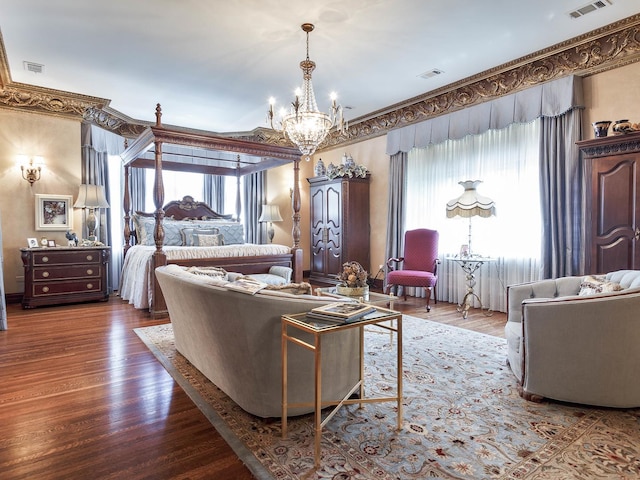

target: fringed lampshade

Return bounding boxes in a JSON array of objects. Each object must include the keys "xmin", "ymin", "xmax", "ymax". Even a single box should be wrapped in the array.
[{"xmin": 446, "ymin": 180, "xmax": 495, "ymax": 256}]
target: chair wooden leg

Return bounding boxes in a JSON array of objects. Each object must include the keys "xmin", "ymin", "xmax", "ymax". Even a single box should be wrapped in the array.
[{"xmin": 425, "ymin": 287, "xmax": 432, "ymax": 312}]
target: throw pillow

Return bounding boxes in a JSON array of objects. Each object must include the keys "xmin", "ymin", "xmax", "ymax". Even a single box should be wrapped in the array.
[
  {"xmin": 186, "ymin": 266, "xmax": 228, "ymax": 278},
  {"xmin": 264, "ymin": 282, "xmax": 313, "ymax": 295},
  {"xmin": 578, "ymin": 275, "xmax": 623, "ymax": 296},
  {"xmin": 194, "ymin": 233, "xmax": 225, "ymax": 246},
  {"xmin": 181, "ymin": 227, "xmax": 222, "ymax": 246}
]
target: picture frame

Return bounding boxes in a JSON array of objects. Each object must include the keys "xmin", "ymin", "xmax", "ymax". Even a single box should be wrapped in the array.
[
  {"xmin": 35, "ymin": 194, "xmax": 73, "ymax": 231},
  {"xmin": 47, "ymin": 240, "xmax": 57, "ymax": 248},
  {"xmin": 27, "ymin": 237, "xmax": 38, "ymax": 248}
]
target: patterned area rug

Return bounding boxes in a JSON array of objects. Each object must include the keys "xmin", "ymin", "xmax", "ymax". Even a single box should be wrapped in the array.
[{"xmin": 134, "ymin": 317, "xmax": 640, "ymax": 479}]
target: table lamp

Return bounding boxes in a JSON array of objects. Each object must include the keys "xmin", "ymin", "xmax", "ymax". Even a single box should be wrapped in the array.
[
  {"xmin": 259, "ymin": 204, "xmax": 283, "ymax": 243},
  {"xmin": 74, "ymin": 184, "xmax": 110, "ymax": 242}
]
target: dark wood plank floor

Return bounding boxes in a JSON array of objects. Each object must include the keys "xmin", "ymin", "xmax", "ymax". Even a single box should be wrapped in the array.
[{"xmin": 0, "ymin": 293, "xmax": 505, "ymax": 479}]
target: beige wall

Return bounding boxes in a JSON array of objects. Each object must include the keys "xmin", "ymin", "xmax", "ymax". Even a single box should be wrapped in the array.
[
  {"xmin": 0, "ymin": 109, "xmax": 81, "ymax": 294},
  {"xmin": 583, "ymin": 61, "xmax": 640, "ymax": 138}
]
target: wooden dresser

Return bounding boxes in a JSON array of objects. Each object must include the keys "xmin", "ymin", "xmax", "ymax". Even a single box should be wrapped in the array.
[{"xmin": 21, "ymin": 246, "xmax": 111, "ymax": 308}]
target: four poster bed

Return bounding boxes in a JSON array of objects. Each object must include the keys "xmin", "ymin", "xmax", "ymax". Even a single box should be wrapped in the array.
[{"xmin": 119, "ymin": 105, "xmax": 304, "ymax": 317}]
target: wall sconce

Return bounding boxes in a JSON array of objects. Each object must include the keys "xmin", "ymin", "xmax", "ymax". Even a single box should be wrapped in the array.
[
  {"xmin": 258, "ymin": 204, "xmax": 283, "ymax": 243},
  {"xmin": 18, "ymin": 155, "xmax": 44, "ymax": 186}
]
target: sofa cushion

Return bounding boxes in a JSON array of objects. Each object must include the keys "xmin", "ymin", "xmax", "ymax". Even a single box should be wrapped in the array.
[
  {"xmin": 607, "ymin": 270, "xmax": 640, "ymax": 289},
  {"xmin": 578, "ymin": 275, "xmax": 623, "ymax": 296}
]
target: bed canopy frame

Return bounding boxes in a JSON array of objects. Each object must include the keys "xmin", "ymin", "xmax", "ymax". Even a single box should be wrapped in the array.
[{"xmin": 120, "ymin": 104, "xmax": 304, "ymax": 316}]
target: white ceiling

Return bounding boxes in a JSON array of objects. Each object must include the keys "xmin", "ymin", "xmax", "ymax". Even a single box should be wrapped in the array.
[{"xmin": 1, "ymin": 0, "xmax": 638, "ymax": 133}]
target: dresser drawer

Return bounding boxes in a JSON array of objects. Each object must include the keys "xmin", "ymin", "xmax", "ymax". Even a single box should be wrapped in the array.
[
  {"xmin": 32, "ymin": 250, "xmax": 102, "ymax": 266},
  {"xmin": 31, "ymin": 279, "xmax": 104, "ymax": 297},
  {"xmin": 32, "ymin": 265, "xmax": 102, "ymax": 281}
]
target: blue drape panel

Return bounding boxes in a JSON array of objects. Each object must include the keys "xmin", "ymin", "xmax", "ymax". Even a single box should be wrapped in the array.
[
  {"xmin": 539, "ymin": 108, "xmax": 584, "ymax": 278},
  {"xmin": 243, "ymin": 171, "xmax": 266, "ymax": 244},
  {"xmin": 385, "ymin": 152, "xmax": 407, "ymax": 290},
  {"xmin": 203, "ymin": 174, "xmax": 225, "ymax": 213}
]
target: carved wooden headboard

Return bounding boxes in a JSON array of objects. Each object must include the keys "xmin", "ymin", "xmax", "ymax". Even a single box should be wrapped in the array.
[
  {"xmin": 135, "ymin": 196, "xmax": 234, "ymax": 221},
  {"xmin": 162, "ymin": 196, "xmax": 234, "ymax": 221}
]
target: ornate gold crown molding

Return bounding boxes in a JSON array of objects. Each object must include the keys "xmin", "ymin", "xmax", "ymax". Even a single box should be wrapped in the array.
[
  {"xmin": 1, "ymin": 15, "xmax": 639, "ymax": 146},
  {"xmin": 322, "ymin": 14, "xmax": 640, "ymax": 149}
]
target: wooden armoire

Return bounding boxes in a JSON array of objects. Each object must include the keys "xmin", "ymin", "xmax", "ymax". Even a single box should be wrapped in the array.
[
  {"xmin": 307, "ymin": 175, "xmax": 370, "ymax": 285},
  {"xmin": 577, "ymin": 131, "xmax": 640, "ymax": 273}
]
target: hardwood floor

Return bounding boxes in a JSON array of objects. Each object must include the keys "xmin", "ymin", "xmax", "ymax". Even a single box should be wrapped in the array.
[{"xmin": 0, "ymin": 294, "xmax": 505, "ymax": 479}]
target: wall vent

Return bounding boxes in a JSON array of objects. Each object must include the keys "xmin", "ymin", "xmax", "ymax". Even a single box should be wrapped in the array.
[
  {"xmin": 568, "ymin": 0, "xmax": 612, "ymax": 19},
  {"xmin": 23, "ymin": 61, "xmax": 44, "ymax": 74},
  {"xmin": 419, "ymin": 69, "xmax": 444, "ymax": 80}
]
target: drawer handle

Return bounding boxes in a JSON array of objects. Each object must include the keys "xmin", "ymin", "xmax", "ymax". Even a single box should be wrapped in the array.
[
  {"xmin": 86, "ymin": 269, "xmax": 93, "ymax": 275},
  {"xmin": 86, "ymin": 283, "xmax": 93, "ymax": 289},
  {"xmin": 86, "ymin": 255, "xmax": 93, "ymax": 261},
  {"xmin": 42, "ymin": 256, "xmax": 49, "ymax": 263},
  {"xmin": 42, "ymin": 271, "xmax": 49, "ymax": 278},
  {"xmin": 42, "ymin": 286, "xmax": 49, "ymax": 293}
]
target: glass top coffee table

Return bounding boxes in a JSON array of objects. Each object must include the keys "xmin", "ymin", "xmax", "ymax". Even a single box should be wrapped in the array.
[{"xmin": 314, "ymin": 286, "xmax": 396, "ymax": 309}]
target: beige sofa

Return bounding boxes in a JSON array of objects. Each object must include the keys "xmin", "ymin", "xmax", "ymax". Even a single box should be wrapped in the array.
[
  {"xmin": 155, "ymin": 264, "xmax": 360, "ymax": 418},
  {"xmin": 505, "ymin": 270, "xmax": 640, "ymax": 408}
]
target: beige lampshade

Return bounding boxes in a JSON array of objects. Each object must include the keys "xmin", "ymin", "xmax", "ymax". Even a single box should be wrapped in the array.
[
  {"xmin": 446, "ymin": 180, "xmax": 495, "ymax": 218},
  {"xmin": 258, "ymin": 204, "xmax": 283, "ymax": 223},
  {"xmin": 74, "ymin": 184, "xmax": 110, "ymax": 209}
]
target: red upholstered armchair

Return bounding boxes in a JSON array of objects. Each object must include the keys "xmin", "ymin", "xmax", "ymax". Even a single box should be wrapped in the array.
[{"xmin": 385, "ymin": 229, "xmax": 439, "ymax": 311}]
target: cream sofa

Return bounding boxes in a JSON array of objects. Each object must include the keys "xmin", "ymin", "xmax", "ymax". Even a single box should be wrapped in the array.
[
  {"xmin": 155, "ymin": 264, "xmax": 360, "ymax": 418},
  {"xmin": 505, "ymin": 270, "xmax": 640, "ymax": 408}
]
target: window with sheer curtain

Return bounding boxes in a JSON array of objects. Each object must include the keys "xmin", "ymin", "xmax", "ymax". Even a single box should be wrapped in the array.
[{"xmin": 405, "ymin": 119, "xmax": 543, "ymax": 312}]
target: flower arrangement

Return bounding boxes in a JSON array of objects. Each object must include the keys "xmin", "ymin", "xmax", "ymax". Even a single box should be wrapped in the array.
[
  {"xmin": 336, "ymin": 261, "xmax": 369, "ymax": 288},
  {"xmin": 326, "ymin": 162, "xmax": 368, "ymax": 180}
]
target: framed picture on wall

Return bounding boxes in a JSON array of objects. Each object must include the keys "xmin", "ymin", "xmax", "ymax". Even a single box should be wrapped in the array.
[{"xmin": 35, "ymin": 194, "xmax": 73, "ymax": 231}]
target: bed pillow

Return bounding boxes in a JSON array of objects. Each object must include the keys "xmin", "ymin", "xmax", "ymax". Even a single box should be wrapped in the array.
[
  {"xmin": 578, "ymin": 275, "xmax": 623, "ymax": 296},
  {"xmin": 181, "ymin": 227, "xmax": 223, "ymax": 246},
  {"xmin": 187, "ymin": 220, "xmax": 245, "ymax": 245},
  {"xmin": 132, "ymin": 214, "xmax": 185, "ymax": 246},
  {"xmin": 193, "ymin": 233, "xmax": 225, "ymax": 246}
]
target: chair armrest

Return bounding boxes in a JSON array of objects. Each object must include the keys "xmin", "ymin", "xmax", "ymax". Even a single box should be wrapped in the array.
[{"xmin": 386, "ymin": 257, "xmax": 404, "ymax": 271}]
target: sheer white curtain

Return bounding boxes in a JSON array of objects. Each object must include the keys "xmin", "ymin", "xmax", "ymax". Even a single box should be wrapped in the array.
[{"xmin": 405, "ymin": 120, "xmax": 543, "ymax": 312}]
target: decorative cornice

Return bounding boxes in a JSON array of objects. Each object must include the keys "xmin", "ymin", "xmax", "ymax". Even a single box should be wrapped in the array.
[
  {"xmin": 1, "ymin": 15, "xmax": 639, "ymax": 147},
  {"xmin": 323, "ymin": 14, "xmax": 640, "ymax": 149}
]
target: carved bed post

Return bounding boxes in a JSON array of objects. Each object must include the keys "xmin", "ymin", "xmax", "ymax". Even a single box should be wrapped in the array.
[
  {"xmin": 151, "ymin": 103, "xmax": 167, "ymax": 317},
  {"xmin": 235, "ymin": 155, "xmax": 241, "ymax": 222},
  {"xmin": 291, "ymin": 157, "xmax": 303, "ymax": 282},
  {"xmin": 123, "ymin": 163, "xmax": 132, "ymax": 255}
]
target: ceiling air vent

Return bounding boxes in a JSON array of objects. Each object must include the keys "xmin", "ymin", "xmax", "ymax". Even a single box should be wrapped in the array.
[
  {"xmin": 23, "ymin": 61, "xmax": 44, "ymax": 74},
  {"xmin": 568, "ymin": 0, "xmax": 612, "ymax": 19},
  {"xmin": 419, "ymin": 69, "xmax": 444, "ymax": 80}
]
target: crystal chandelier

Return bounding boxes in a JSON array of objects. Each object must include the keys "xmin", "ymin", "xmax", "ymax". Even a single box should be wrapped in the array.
[{"xmin": 268, "ymin": 23, "xmax": 346, "ymax": 160}]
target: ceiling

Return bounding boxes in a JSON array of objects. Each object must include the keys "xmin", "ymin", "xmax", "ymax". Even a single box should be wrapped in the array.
[{"xmin": 1, "ymin": 0, "xmax": 638, "ymax": 134}]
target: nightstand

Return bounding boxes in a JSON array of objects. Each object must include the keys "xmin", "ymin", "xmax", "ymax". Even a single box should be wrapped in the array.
[{"xmin": 21, "ymin": 246, "xmax": 110, "ymax": 308}]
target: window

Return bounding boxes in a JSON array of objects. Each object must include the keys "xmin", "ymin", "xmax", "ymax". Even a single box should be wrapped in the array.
[{"xmin": 405, "ymin": 120, "xmax": 542, "ymax": 312}]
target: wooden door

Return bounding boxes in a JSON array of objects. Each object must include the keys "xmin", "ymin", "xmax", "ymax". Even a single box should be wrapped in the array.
[{"xmin": 590, "ymin": 155, "xmax": 640, "ymax": 272}]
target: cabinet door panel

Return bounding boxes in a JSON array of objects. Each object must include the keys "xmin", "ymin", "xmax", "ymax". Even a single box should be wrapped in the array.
[{"xmin": 592, "ymin": 156, "xmax": 639, "ymax": 271}]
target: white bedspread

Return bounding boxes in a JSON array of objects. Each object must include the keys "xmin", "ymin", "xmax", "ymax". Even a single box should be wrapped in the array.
[{"xmin": 119, "ymin": 244, "xmax": 291, "ymax": 309}]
